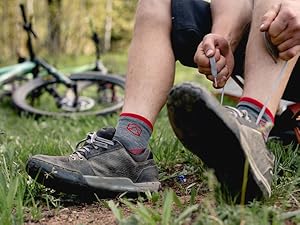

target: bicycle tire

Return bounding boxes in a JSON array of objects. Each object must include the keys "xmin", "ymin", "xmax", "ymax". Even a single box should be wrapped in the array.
[{"xmin": 12, "ymin": 71, "xmax": 125, "ymax": 117}]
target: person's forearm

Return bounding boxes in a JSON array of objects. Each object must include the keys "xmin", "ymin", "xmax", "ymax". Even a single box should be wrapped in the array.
[{"xmin": 211, "ymin": 0, "xmax": 253, "ymax": 51}]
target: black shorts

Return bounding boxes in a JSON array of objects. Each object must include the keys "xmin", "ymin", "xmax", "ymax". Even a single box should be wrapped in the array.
[{"xmin": 171, "ymin": 0, "xmax": 300, "ymax": 102}]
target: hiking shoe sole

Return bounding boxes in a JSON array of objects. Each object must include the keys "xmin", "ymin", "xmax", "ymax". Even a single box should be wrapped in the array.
[{"xmin": 167, "ymin": 82, "xmax": 273, "ymax": 202}]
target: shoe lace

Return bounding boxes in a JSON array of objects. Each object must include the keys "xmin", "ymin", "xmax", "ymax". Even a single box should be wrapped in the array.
[
  {"xmin": 225, "ymin": 106, "xmax": 273, "ymax": 141},
  {"xmin": 225, "ymin": 106, "xmax": 252, "ymax": 122},
  {"xmin": 70, "ymin": 132, "xmax": 114, "ymax": 160}
]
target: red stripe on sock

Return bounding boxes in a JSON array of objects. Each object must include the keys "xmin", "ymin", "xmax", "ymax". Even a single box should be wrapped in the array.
[
  {"xmin": 120, "ymin": 113, "xmax": 153, "ymax": 130},
  {"xmin": 128, "ymin": 148, "xmax": 145, "ymax": 155},
  {"xmin": 239, "ymin": 97, "xmax": 274, "ymax": 123}
]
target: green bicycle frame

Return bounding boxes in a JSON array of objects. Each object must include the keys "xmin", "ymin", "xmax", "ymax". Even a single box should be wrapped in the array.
[{"xmin": 0, "ymin": 61, "xmax": 36, "ymax": 85}]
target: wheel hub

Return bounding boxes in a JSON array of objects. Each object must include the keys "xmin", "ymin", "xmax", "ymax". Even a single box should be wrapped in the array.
[{"xmin": 61, "ymin": 96, "xmax": 95, "ymax": 112}]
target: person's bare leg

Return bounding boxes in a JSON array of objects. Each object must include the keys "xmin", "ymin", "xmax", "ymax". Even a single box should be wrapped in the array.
[
  {"xmin": 25, "ymin": 2, "xmax": 176, "ymax": 196},
  {"xmin": 242, "ymin": 0, "xmax": 299, "ymax": 115},
  {"xmin": 122, "ymin": 0, "xmax": 175, "ymax": 124}
]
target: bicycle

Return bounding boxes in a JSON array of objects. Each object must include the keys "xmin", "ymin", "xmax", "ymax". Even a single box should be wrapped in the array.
[{"xmin": 0, "ymin": 4, "xmax": 125, "ymax": 118}]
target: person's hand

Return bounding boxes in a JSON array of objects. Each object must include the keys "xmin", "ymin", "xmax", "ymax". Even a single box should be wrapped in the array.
[
  {"xmin": 260, "ymin": 1, "xmax": 300, "ymax": 60},
  {"xmin": 193, "ymin": 34, "xmax": 234, "ymax": 88}
]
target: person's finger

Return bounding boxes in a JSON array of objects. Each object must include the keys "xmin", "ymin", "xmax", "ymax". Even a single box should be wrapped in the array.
[
  {"xmin": 198, "ymin": 66, "xmax": 212, "ymax": 75},
  {"xmin": 198, "ymin": 52, "xmax": 224, "ymax": 75},
  {"xmin": 268, "ymin": 11, "xmax": 289, "ymax": 38},
  {"xmin": 217, "ymin": 65, "xmax": 230, "ymax": 81},
  {"xmin": 277, "ymin": 37, "xmax": 298, "ymax": 52},
  {"xmin": 214, "ymin": 48, "xmax": 221, "ymax": 61},
  {"xmin": 260, "ymin": 3, "xmax": 281, "ymax": 31},
  {"xmin": 194, "ymin": 43, "xmax": 209, "ymax": 67},
  {"xmin": 279, "ymin": 45, "xmax": 300, "ymax": 60},
  {"xmin": 202, "ymin": 35, "xmax": 230, "ymax": 57},
  {"xmin": 206, "ymin": 74, "xmax": 214, "ymax": 82},
  {"xmin": 213, "ymin": 38, "xmax": 230, "ymax": 56},
  {"xmin": 209, "ymin": 64, "xmax": 230, "ymax": 89},
  {"xmin": 194, "ymin": 44, "xmax": 221, "ymax": 68},
  {"xmin": 202, "ymin": 35, "xmax": 217, "ymax": 57},
  {"xmin": 215, "ymin": 55, "xmax": 226, "ymax": 72},
  {"xmin": 271, "ymin": 28, "xmax": 294, "ymax": 45}
]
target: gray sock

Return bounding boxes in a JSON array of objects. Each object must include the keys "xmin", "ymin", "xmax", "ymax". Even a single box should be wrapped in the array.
[
  {"xmin": 237, "ymin": 97, "xmax": 274, "ymax": 138},
  {"xmin": 113, "ymin": 113, "xmax": 153, "ymax": 155},
  {"xmin": 236, "ymin": 98, "xmax": 274, "ymax": 125}
]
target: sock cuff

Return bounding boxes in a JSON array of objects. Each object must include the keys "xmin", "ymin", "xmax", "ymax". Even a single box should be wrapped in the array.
[
  {"xmin": 120, "ymin": 113, "xmax": 153, "ymax": 131},
  {"xmin": 239, "ymin": 97, "xmax": 274, "ymax": 123}
]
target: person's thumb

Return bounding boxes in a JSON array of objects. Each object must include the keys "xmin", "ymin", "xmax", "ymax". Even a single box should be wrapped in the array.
[
  {"xmin": 202, "ymin": 36, "xmax": 217, "ymax": 57},
  {"xmin": 260, "ymin": 3, "xmax": 281, "ymax": 31}
]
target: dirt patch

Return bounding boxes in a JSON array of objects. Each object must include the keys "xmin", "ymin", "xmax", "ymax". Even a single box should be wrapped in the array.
[
  {"xmin": 24, "ymin": 165, "xmax": 205, "ymax": 225},
  {"xmin": 24, "ymin": 203, "xmax": 118, "ymax": 225}
]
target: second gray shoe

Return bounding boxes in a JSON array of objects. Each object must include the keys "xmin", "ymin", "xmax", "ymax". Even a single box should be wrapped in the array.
[{"xmin": 167, "ymin": 82, "xmax": 275, "ymax": 202}]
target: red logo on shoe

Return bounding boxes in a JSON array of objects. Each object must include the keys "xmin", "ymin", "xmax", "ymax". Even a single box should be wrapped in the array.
[{"xmin": 127, "ymin": 123, "xmax": 142, "ymax": 136}]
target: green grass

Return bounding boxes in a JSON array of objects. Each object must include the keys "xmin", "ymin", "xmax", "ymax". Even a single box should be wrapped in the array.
[{"xmin": 0, "ymin": 53, "xmax": 300, "ymax": 224}]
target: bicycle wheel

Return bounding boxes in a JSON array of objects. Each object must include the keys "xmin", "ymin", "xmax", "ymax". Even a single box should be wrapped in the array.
[{"xmin": 12, "ymin": 71, "xmax": 125, "ymax": 117}]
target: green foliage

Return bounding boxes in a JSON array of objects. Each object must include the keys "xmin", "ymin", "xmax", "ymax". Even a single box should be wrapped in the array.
[
  {"xmin": 108, "ymin": 189, "xmax": 200, "ymax": 225},
  {"xmin": 1, "ymin": 0, "xmax": 138, "ymax": 62}
]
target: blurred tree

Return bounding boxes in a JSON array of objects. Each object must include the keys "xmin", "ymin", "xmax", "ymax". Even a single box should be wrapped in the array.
[
  {"xmin": 1, "ymin": 0, "xmax": 19, "ymax": 62},
  {"xmin": 47, "ymin": 0, "xmax": 62, "ymax": 54},
  {"xmin": 104, "ymin": 0, "xmax": 113, "ymax": 51},
  {"xmin": 0, "ymin": 0, "xmax": 138, "ymax": 63},
  {"xmin": 112, "ymin": 0, "xmax": 137, "ymax": 49}
]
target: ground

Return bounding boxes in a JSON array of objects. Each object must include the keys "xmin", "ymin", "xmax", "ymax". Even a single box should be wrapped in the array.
[
  {"xmin": 23, "ymin": 166, "xmax": 205, "ymax": 225},
  {"xmin": 25, "ymin": 204, "xmax": 118, "ymax": 225}
]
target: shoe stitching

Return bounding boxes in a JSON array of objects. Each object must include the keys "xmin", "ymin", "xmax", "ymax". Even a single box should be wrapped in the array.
[
  {"xmin": 134, "ymin": 165, "xmax": 159, "ymax": 183},
  {"xmin": 240, "ymin": 137, "xmax": 272, "ymax": 196},
  {"xmin": 31, "ymin": 158, "xmax": 86, "ymax": 177}
]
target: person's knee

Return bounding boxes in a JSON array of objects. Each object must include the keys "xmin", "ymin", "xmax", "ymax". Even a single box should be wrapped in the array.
[{"xmin": 135, "ymin": 0, "xmax": 172, "ymax": 27}]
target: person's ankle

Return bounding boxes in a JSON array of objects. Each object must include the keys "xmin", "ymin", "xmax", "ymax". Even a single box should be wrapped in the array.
[{"xmin": 114, "ymin": 112, "xmax": 153, "ymax": 155}]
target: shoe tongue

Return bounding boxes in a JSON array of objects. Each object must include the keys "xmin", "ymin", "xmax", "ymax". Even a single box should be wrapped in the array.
[{"xmin": 96, "ymin": 127, "xmax": 116, "ymax": 140}]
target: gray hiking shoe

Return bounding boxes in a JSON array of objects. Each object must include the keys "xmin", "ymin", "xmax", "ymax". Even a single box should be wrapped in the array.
[
  {"xmin": 167, "ymin": 82, "xmax": 275, "ymax": 202},
  {"xmin": 26, "ymin": 127, "xmax": 161, "ymax": 196}
]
